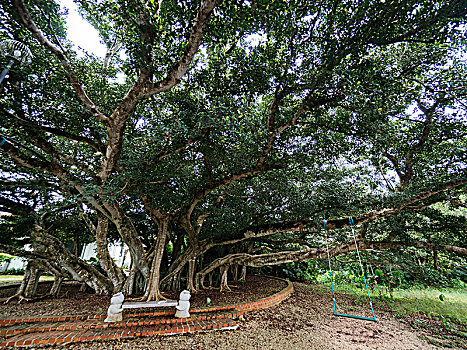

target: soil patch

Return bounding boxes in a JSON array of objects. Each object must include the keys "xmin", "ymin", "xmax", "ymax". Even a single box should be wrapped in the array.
[
  {"xmin": 0, "ymin": 275, "xmax": 286, "ymax": 319},
  {"xmin": 1, "ymin": 277, "xmax": 464, "ymax": 349}
]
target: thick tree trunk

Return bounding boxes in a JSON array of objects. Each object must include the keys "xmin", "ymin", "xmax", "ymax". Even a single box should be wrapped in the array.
[
  {"xmin": 143, "ymin": 218, "xmax": 168, "ymax": 301},
  {"xmin": 50, "ymin": 275, "xmax": 64, "ymax": 297},
  {"xmin": 95, "ymin": 214, "xmax": 125, "ymax": 291},
  {"xmin": 3, "ymin": 258, "xmax": 69, "ymax": 303},
  {"xmin": 112, "ymin": 204, "xmax": 148, "ymax": 283},
  {"xmin": 31, "ymin": 224, "xmax": 114, "ymax": 294},
  {"xmin": 4, "ymin": 265, "xmax": 30, "ymax": 303},
  {"xmin": 123, "ymin": 261, "xmax": 136, "ymax": 295},
  {"xmin": 24, "ymin": 267, "xmax": 42, "ymax": 298},
  {"xmin": 232, "ymin": 264, "xmax": 239, "ymax": 282},
  {"xmin": 239, "ymin": 265, "xmax": 247, "ymax": 281},
  {"xmin": 18, "ymin": 260, "xmax": 41, "ymax": 299},
  {"xmin": 187, "ymin": 258, "xmax": 196, "ymax": 292},
  {"xmin": 219, "ymin": 264, "xmax": 231, "ymax": 292}
]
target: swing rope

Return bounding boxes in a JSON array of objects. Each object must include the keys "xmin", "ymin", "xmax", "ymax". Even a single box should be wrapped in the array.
[
  {"xmin": 323, "ymin": 217, "xmax": 377, "ymax": 322},
  {"xmin": 323, "ymin": 219, "xmax": 337, "ymax": 315}
]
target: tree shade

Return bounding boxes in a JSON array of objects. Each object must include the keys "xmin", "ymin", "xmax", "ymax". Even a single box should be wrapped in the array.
[{"xmin": 0, "ymin": 0, "xmax": 466, "ymax": 300}]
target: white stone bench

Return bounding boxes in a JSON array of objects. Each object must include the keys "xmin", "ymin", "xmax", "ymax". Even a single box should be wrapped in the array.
[
  {"xmin": 105, "ymin": 290, "xmax": 191, "ymax": 322},
  {"xmin": 122, "ymin": 300, "xmax": 178, "ymax": 310}
]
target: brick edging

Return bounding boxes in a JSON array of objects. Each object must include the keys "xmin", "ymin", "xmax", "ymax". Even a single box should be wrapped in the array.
[
  {"xmin": 0, "ymin": 311, "xmax": 244, "ymax": 336},
  {"xmin": 235, "ymin": 276, "xmax": 294, "ymax": 312},
  {"xmin": 0, "ymin": 319, "xmax": 239, "ymax": 347},
  {"xmin": 0, "ymin": 276, "xmax": 293, "ymax": 326}
]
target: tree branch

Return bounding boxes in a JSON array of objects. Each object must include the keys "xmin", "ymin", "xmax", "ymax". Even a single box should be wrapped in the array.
[
  {"xmin": 202, "ymin": 178, "xmax": 467, "ymax": 242},
  {"xmin": 13, "ymin": 0, "xmax": 109, "ymax": 125},
  {"xmin": 0, "ymin": 137, "xmax": 63, "ymax": 175},
  {"xmin": 143, "ymin": 0, "xmax": 219, "ymax": 97},
  {"xmin": 0, "ymin": 197, "xmax": 34, "ymax": 216},
  {"xmin": 186, "ymin": 164, "xmax": 283, "ymax": 218},
  {"xmin": 197, "ymin": 239, "xmax": 467, "ymax": 280},
  {"xmin": 1, "ymin": 107, "xmax": 105, "ymax": 154}
]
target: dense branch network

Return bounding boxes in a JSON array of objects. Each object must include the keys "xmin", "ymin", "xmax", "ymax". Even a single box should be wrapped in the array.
[{"xmin": 0, "ymin": 0, "xmax": 465, "ymax": 299}]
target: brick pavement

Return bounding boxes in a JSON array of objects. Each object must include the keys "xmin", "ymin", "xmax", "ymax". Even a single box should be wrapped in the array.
[{"xmin": 0, "ymin": 277, "xmax": 293, "ymax": 347}]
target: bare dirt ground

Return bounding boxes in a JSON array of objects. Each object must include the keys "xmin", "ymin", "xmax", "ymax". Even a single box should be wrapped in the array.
[
  {"xmin": 0, "ymin": 276, "xmax": 464, "ymax": 349},
  {"xmin": 0, "ymin": 276, "xmax": 285, "ymax": 319}
]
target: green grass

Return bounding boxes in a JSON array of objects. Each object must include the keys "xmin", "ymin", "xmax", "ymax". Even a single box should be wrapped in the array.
[
  {"xmin": 321, "ymin": 282, "xmax": 467, "ymax": 325},
  {"xmin": 390, "ymin": 288, "xmax": 467, "ymax": 325},
  {"xmin": 0, "ymin": 275, "xmax": 55, "ymax": 283}
]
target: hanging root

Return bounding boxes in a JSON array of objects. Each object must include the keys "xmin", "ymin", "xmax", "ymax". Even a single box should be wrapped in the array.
[{"xmin": 219, "ymin": 265, "xmax": 231, "ymax": 292}]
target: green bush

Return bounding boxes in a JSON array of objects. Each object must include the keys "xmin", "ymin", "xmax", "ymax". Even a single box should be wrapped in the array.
[
  {"xmin": 0, "ymin": 268, "xmax": 25, "ymax": 275},
  {"xmin": 0, "ymin": 254, "xmax": 12, "ymax": 264},
  {"xmin": 255, "ymin": 260, "xmax": 324, "ymax": 283}
]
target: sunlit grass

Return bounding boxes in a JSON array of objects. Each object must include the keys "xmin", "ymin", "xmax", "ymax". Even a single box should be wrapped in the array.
[
  {"xmin": 317, "ymin": 282, "xmax": 467, "ymax": 325},
  {"xmin": 390, "ymin": 288, "xmax": 467, "ymax": 325},
  {"xmin": 0, "ymin": 275, "xmax": 55, "ymax": 283}
]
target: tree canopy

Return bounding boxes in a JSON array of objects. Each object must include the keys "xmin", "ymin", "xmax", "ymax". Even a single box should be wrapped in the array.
[{"xmin": 0, "ymin": 0, "xmax": 466, "ymax": 300}]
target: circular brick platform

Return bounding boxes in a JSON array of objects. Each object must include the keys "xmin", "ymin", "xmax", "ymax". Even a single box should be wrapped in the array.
[{"xmin": 0, "ymin": 276, "xmax": 293, "ymax": 348}]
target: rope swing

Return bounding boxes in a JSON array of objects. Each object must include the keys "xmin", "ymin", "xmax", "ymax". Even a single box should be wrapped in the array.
[{"xmin": 323, "ymin": 217, "xmax": 377, "ymax": 322}]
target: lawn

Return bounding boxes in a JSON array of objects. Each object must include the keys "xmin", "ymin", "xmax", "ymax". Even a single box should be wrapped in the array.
[
  {"xmin": 313, "ymin": 282, "xmax": 467, "ymax": 348},
  {"xmin": 323, "ymin": 282, "xmax": 467, "ymax": 325},
  {"xmin": 0, "ymin": 275, "xmax": 55, "ymax": 285},
  {"xmin": 390, "ymin": 287, "xmax": 467, "ymax": 325}
]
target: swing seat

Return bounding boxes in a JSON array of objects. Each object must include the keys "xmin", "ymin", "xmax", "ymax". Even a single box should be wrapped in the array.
[
  {"xmin": 332, "ymin": 297, "xmax": 377, "ymax": 322},
  {"xmin": 324, "ymin": 217, "xmax": 378, "ymax": 323},
  {"xmin": 334, "ymin": 312, "xmax": 377, "ymax": 322}
]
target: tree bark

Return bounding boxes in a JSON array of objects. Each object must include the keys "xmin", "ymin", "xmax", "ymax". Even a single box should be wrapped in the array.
[
  {"xmin": 31, "ymin": 224, "xmax": 114, "ymax": 294},
  {"xmin": 50, "ymin": 275, "xmax": 64, "ymax": 297},
  {"xmin": 111, "ymin": 204, "xmax": 148, "ymax": 285},
  {"xmin": 239, "ymin": 265, "xmax": 247, "ymax": 282},
  {"xmin": 3, "ymin": 258, "xmax": 69, "ymax": 303},
  {"xmin": 95, "ymin": 213, "xmax": 125, "ymax": 291},
  {"xmin": 160, "ymin": 247, "xmax": 195, "ymax": 288},
  {"xmin": 143, "ymin": 218, "xmax": 169, "ymax": 301},
  {"xmin": 24, "ymin": 265, "xmax": 42, "ymax": 298},
  {"xmin": 196, "ymin": 239, "xmax": 467, "ymax": 289},
  {"xmin": 187, "ymin": 258, "xmax": 196, "ymax": 292},
  {"xmin": 219, "ymin": 264, "xmax": 231, "ymax": 292}
]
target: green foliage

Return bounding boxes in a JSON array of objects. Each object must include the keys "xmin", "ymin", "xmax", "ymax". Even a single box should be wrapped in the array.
[
  {"xmin": 259, "ymin": 260, "xmax": 323, "ymax": 283},
  {"xmin": 0, "ymin": 268, "xmax": 25, "ymax": 275},
  {"xmin": 0, "ymin": 0, "xmax": 466, "ymax": 295},
  {"xmin": 0, "ymin": 254, "xmax": 12, "ymax": 264}
]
